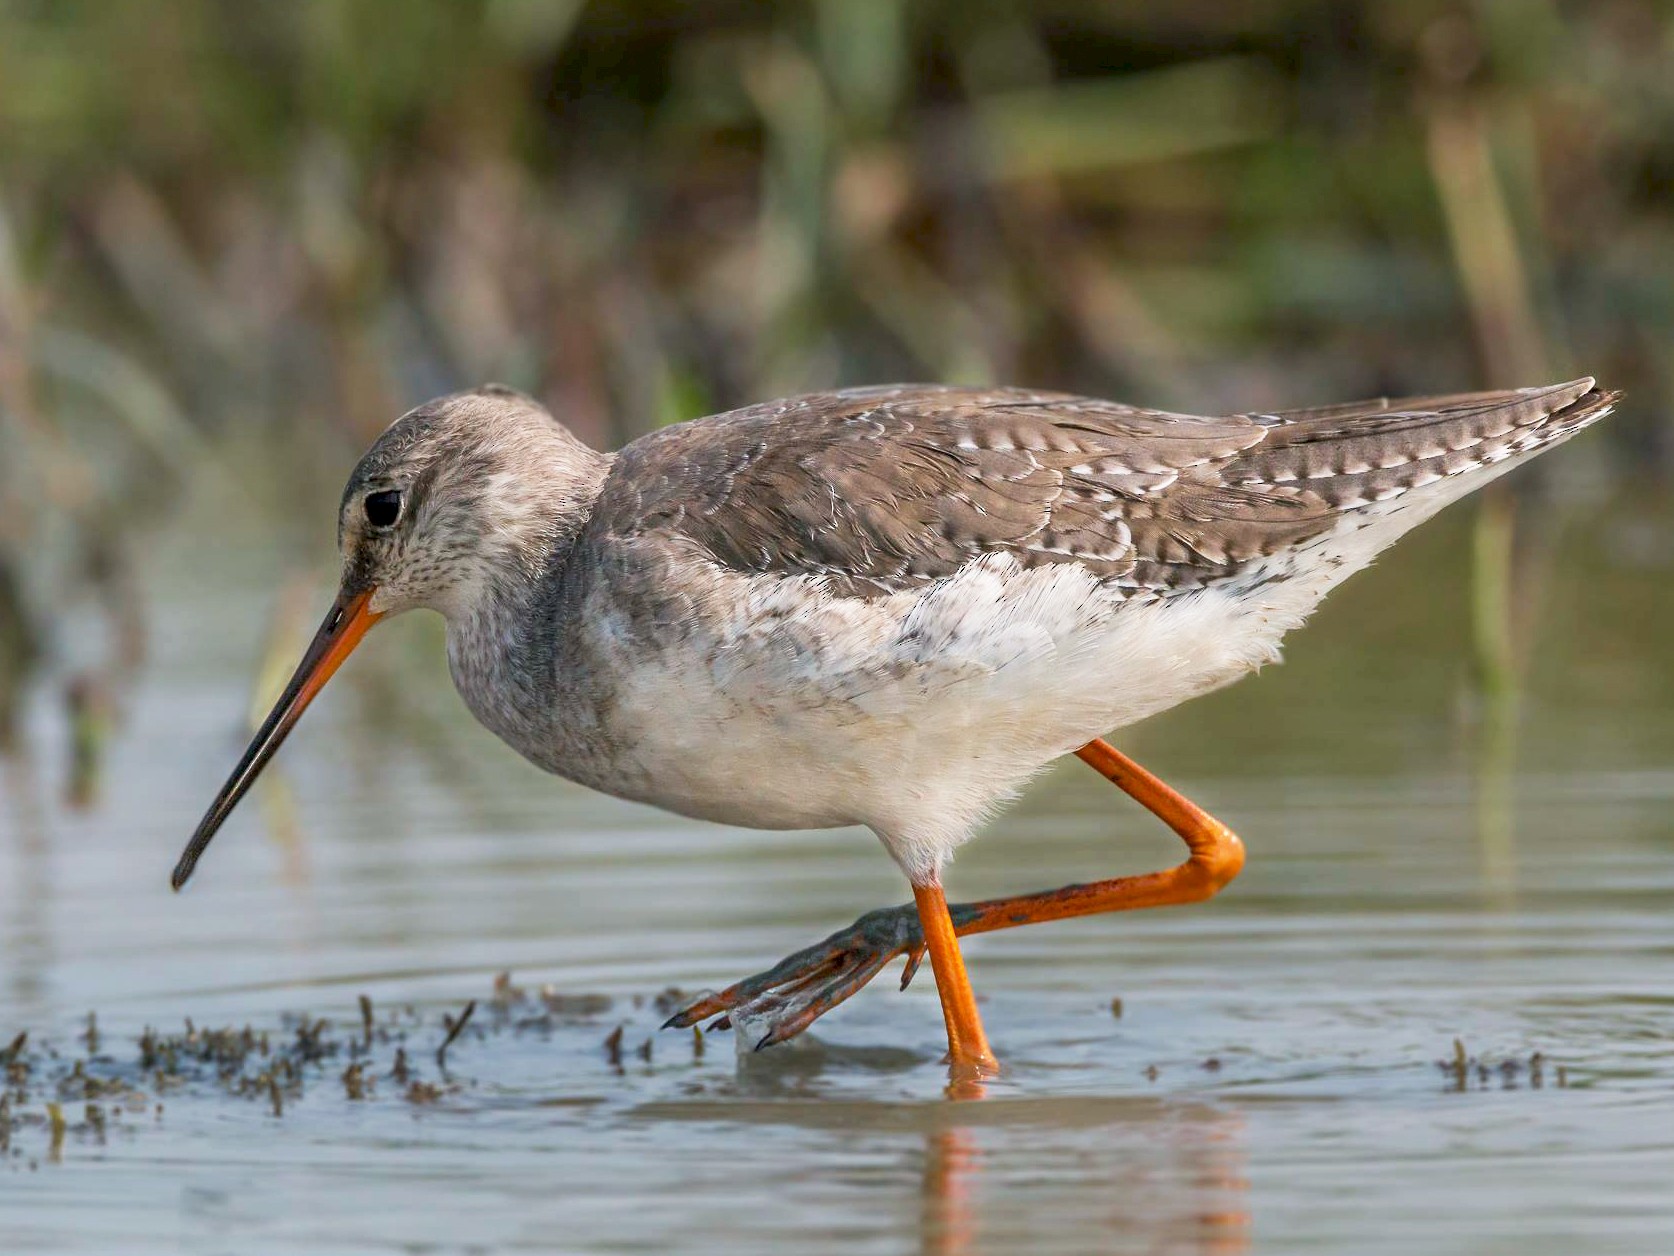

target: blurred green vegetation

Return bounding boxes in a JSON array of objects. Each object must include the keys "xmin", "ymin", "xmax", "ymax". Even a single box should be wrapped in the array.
[{"xmin": 1, "ymin": 0, "xmax": 1671, "ymax": 753}]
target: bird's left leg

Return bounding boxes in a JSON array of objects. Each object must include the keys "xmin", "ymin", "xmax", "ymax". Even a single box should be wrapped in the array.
[{"xmin": 926, "ymin": 737, "xmax": 1245, "ymax": 935}]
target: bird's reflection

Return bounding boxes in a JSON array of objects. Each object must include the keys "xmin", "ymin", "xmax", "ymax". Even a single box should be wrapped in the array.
[
  {"xmin": 921, "ymin": 1125, "xmax": 979, "ymax": 1256},
  {"xmin": 917, "ymin": 1087, "xmax": 1251, "ymax": 1255}
]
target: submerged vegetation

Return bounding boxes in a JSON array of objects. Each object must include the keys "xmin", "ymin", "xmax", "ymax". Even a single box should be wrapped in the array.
[
  {"xmin": 0, "ymin": 973, "xmax": 1575, "ymax": 1168},
  {"xmin": 0, "ymin": 974, "xmax": 704, "ymax": 1167}
]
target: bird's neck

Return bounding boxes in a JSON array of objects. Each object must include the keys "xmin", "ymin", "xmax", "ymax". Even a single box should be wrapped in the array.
[
  {"xmin": 425, "ymin": 425, "xmax": 610, "ymax": 617},
  {"xmin": 442, "ymin": 434, "xmax": 611, "ymax": 770},
  {"xmin": 490, "ymin": 430, "xmax": 612, "ymax": 584}
]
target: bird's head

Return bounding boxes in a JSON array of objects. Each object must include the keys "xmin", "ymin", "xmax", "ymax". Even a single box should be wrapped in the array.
[
  {"xmin": 338, "ymin": 385, "xmax": 607, "ymax": 621},
  {"xmin": 171, "ymin": 385, "xmax": 608, "ymax": 890}
]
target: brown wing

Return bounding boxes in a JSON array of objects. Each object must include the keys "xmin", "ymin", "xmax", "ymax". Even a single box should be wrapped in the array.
[{"xmin": 591, "ymin": 380, "xmax": 1614, "ymax": 597}]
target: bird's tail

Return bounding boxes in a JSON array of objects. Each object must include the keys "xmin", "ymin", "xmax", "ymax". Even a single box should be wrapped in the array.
[{"xmin": 1224, "ymin": 378, "xmax": 1618, "ymax": 512}]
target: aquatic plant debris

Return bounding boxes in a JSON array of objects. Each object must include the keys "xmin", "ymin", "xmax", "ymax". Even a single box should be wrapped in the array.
[
  {"xmin": 0, "ymin": 973, "xmax": 1581, "ymax": 1168},
  {"xmin": 0, "ymin": 973, "xmax": 626, "ymax": 1167},
  {"xmin": 1435, "ymin": 1040, "xmax": 1561, "ymax": 1092},
  {"xmin": 436, "ymin": 1001, "xmax": 477, "ymax": 1071}
]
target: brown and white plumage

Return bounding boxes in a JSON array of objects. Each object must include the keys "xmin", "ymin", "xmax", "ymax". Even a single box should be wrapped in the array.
[{"xmin": 318, "ymin": 376, "xmax": 1614, "ymax": 879}]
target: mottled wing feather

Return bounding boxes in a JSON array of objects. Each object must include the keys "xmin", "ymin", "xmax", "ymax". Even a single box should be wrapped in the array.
[
  {"xmin": 595, "ymin": 386, "xmax": 1267, "ymax": 596},
  {"xmin": 593, "ymin": 379, "xmax": 1615, "ymax": 597},
  {"xmin": 1225, "ymin": 379, "xmax": 1609, "ymax": 506}
]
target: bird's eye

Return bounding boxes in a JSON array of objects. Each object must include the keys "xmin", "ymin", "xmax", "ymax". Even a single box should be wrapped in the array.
[{"xmin": 364, "ymin": 489, "xmax": 402, "ymax": 528}]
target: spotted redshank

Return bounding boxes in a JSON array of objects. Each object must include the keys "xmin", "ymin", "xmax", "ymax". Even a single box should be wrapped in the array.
[{"xmin": 173, "ymin": 378, "xmax": 1616, "ymax": 1078}]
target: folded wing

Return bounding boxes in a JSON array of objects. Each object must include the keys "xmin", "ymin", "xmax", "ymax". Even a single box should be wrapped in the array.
[{"xmin": 594, "ymin": 379, "xmax": 1616, "ymax": 597}]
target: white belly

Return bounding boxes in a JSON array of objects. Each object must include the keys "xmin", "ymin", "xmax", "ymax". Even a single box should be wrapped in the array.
[
  {"xmin": 577, "ymin": 483, "xmax": 1467, "ymax": 880},
  {"xmin": 574, "ymin": 551, "xmax": 1311, "ymax": 877}
]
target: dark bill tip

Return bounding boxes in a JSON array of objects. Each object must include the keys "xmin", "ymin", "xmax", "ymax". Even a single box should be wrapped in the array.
[{"xmin": 171, "ymin": 588, "xmax": 380, "ymax": 891}]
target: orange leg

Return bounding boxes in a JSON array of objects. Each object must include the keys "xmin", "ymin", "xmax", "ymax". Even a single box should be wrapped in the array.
[
  {"xmin": 908, "ymin": 737, "xmax": 1240, "ymax": 1077},
  {"xmin": 912, "ymin": 880, "xmax": 998, "ymax": 1079},
  {"xmin": 944, "ymin": 737, "xmax": 1246, "ymax": 939},
  {"xmin": 666, "ymin": 737, "xmax": 1245, "ymax": 1056}
]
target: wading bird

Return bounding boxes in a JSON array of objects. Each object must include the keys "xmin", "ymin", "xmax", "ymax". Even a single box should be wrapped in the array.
[{"xmin": 174, "ymin": 378, "xmax": 1615, "ymax": 1079}]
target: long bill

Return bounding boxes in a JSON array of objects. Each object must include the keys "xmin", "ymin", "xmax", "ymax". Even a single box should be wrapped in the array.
[{"xmin": 171, "ymin": 586, "xmax": 382, "ymax": 891}]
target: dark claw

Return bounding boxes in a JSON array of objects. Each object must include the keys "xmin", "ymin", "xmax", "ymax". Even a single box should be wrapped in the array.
[
  {"xmin": 899, "ymin": 945, "xmax": 925, "ymax": 991},
  {"xmin": 661, "ymin": 902, "xmax": 925, "ymax": 1050}
]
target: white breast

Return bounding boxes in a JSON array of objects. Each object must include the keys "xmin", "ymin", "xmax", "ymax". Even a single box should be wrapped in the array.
[{"xmin": 566, "ymin": 552, "xmax": 1271, "ymax": 878}]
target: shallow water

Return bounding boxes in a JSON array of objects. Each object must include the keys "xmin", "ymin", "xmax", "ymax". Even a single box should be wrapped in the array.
[{"xmin": 3, "ymin": 487, "xmax": 1673, "ymax": 1254}]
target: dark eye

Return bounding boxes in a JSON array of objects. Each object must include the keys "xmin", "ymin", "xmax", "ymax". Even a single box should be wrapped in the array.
[{"xmin": 364, "ymin": 489, "xmax": 402, "ymax": 528}]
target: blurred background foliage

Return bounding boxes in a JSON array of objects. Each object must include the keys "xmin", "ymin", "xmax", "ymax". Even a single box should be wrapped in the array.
[{"xmin": 0, "ymin": 0, "xmax": 1671, "ymax": 763}]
